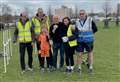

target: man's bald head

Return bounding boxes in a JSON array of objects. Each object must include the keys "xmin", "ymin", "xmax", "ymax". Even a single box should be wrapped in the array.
[
  {"xmin": 37, "ymin": 8, "xmax": 44, "ymax": 17},
  {"xmin": 53, "ymin": 15, "xmax": 59, "ymax": 24}
]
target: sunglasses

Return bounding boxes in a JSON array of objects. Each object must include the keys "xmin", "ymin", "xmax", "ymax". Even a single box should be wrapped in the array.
[
  {"xmin": 38, "ymin": 12, "xmax": 43, "ymax": 14},
  {"xmin": 80, "ymin": 13, "xmax": 85, "ymax": 15}
]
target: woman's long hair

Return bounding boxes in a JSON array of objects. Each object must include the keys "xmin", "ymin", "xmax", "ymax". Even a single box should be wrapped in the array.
[{"xmin": 62, "ymin": 17, "xmax": 71, "ymax": 26}]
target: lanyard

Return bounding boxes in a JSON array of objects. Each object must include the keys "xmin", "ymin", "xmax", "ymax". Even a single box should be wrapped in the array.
[{"xmin": 79, "ymin": 18, "xmax": 87, "ymax": 27}]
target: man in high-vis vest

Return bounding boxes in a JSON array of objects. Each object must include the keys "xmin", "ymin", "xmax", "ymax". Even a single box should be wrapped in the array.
[
  {"xmin": 32, "ymin": 8, "xmax": 53, "ymax": 70},
  {"xmin": 75, "ymin": 10, "xmax": 98, "ymax": 74},
  {"xmin": 13, "ymin": 11, "xmax": 34, "ymax": 74}
]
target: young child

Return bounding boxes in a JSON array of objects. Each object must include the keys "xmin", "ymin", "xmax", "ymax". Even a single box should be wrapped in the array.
[{"xmin": 38, "ymin": 25, "xmax": 50, "ymax": 72}]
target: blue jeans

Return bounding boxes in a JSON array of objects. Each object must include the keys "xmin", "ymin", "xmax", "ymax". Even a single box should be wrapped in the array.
[{"xmin": 53, "ymin": 43, "xmax": 64, "ymax": 68}]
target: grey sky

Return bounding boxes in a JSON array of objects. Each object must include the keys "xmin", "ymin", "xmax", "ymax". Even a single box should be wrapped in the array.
[{"xmin": 1, "ymin": 0, "xmax": 120, "ymax": 16}]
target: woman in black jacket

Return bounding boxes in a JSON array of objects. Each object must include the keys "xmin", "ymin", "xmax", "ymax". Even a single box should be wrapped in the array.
[{"xmin": 62, "ymin": 17, "xmax": 78, "ymax": 73}]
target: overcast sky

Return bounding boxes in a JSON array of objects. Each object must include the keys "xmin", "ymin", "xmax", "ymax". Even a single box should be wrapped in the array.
[{"xmin": 1, "ymin": 0, "xmax": 120, "ymax": 16}]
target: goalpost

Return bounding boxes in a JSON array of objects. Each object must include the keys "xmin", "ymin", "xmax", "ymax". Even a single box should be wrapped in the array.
[{"xmin": 2, "ymin": 28, "xmax": 12, "ymax": 73}]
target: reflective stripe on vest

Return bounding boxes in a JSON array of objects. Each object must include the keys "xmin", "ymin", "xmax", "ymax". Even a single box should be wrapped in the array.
[
  {"xmin": 17, "ymin": 21, "xmax": 32, "ymax": 42},
  {"xmin": 67, "ymin": 25, "xmax": 77, "ymax": 47},
  {"xmin": 32, "ymin": 16, "xmax": 50, "ymax": 35},
  {"xmin": 76, "ymin": 17, "xmax": 94, "ymax": 42},
  {"xmin": 78, "ymin": 31, "xmax": 94, "ymax": 42}
]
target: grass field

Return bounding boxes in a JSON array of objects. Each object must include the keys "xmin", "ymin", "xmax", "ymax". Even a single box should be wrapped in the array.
[{"xmin": 0, "ymin": 22, "xmax": 120, "ymax": 82}]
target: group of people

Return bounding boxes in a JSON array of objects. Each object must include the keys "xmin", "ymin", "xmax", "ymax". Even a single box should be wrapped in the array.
[{"xmin": 13, "ymin": 8, "xmax": 98, "ymax": 74}]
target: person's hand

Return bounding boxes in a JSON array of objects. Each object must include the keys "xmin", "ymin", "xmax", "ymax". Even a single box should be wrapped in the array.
[
  {"xmin": 49, "ymin": 40, "xmax": 53, "ymax": 45},
  {"xmin": 52, "ymin": 25, "xmax": 58, "ymax": 33},
  {"xmin": 38, "ymin": 50, "xmax": 41, "ymax": 54},
  {"xmin": 62, "ymin": 37, "xmax": 68, "ymax": 42},
  {"xmin": 13, "ymin": 41, "xmax": 18, "ymax": 45},
  {"xmin": 13, "ymin": 40, "xmax": 17, "ymax": 44},
  {"xmin": 12, "ymin": 36, "xmax": 17, "ymax": 44},
  {"xmin": 31, "ymin": 42, "xmax": 34, "ymax": 47}
]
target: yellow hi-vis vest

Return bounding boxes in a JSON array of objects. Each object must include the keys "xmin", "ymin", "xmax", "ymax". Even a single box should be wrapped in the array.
[
  {"xmin": 46, "ymin": 16, "xmax": 50, "ymax": 32},
  {"xmin": 32, "ymin": 16, "xmax": 50, "ymax": 35},
  {"xmin": 17, "ymin": 20, "xmax": 32, "ymax": 42},
  {"xmin": 67, "ymin": 25, "xmax": 77, "ymax": 47},
  {"xmin": 32, "ymin": 17, "xmax": 41, "ymax": 35}
]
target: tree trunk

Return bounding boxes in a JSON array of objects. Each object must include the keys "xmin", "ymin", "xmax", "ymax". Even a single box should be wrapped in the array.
[
  {"xmin": 116, "ymin": 18, "xmax": 119, "ymax": 26},
  {"xmin": 104, "ymin": 19, "xmax": 109, "ymax": 28}
]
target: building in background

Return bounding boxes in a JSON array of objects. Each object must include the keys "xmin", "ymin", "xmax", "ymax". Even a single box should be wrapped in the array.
[{"xmin": 55, "ymin": 6, "xmax": 73, "ymax": 19}]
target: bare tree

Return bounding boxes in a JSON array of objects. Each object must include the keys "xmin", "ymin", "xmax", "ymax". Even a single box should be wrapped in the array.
[
  {"xmin": 69, "ymin": 8, "xmax": 73, "ymax": 18},
  {"xmin": 116, "ymin": 3, "xmax": 120, "ymax": 26},
  {"xmin": 0, "ymin": 4, "xmax": 2, "ymax": 16},
  {"xmin": 48, "ymin": 5, "xmax": 53, "ymax": 24},
  {"xmin": 103, "ymin": 1, "xmax": 111, "ymax": 28},
  {"xmin": 75, "ymin": 4, "xmax": 78, "ymax": 19}
]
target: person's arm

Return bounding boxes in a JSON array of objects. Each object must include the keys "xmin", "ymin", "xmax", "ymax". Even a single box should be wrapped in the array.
[
  {"xmin": 68, "ymin": 27, "xmax": 79, "ymax": 41},
  {"xmin": 13, "ymin": 27, "xmax": 18, "ymax": 43},
  {"xmin": 30, "ymin": 25, "xmax": 35, "ymax": 42},
  {"xmin": 46, "ymin": 35, "xmax": 50, "ymax": 42},
  {"xmin": 31, "ymin": 21, "xmax": 35, "ymax": 29},
  {"xmin": 38, "ymin": 34, "xmax": 41, "ymax": 42},
  {"xmin": 49, "ymin": 25, "xmax": 54, "ymax": 39},
  {"xmin": 32, "ymin": 17, "xmax": 39, "ymax": 40},
  {"xmin": 60, "ymin": 23, "xmax": 67, "ymax": 37},
  {"xmin": 92, "ymin": 21, "xmax": 98, "ymax": 34}
]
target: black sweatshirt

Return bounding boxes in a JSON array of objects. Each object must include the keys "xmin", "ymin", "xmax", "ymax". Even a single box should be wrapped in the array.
[
  {"xmin": 91, "ymin": 21, "xmax": 98, "ymax": 34},
  {"xmin": 49, "ymin": 22, "xmax": 65, "ymax": 43}
]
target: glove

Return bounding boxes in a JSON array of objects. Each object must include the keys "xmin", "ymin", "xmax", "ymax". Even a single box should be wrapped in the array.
[{"xmin": 62, "ymin": 37, "xmax": 68, "ymax": 42}]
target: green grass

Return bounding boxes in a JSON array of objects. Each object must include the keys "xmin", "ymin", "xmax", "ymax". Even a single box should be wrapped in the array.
[{"xmin": 0, "ymin": 22, "xmax": 120, "ymax": 82}]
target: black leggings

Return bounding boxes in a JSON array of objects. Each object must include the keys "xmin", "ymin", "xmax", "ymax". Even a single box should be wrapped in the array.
[
  {"xmin": 19, "ymin": 42, "xmax": 33, "ymax": 70},
  {"xmin": 36, "ymin": 41, "xmax": 53, "ymax": 67},
  {"xmin": 64, "ymin": 44, "xmax": 76, "ymax": 66},
  {"xmin": 40, "ymin": 57, "xmax": 50, "ymax": 68}
]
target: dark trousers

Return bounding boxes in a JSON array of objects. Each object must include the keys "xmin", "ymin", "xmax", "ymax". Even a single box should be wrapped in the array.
[
  {"xmin": 19, "ymin": 42, "xmax": 33, "ymax": 70},
  {"xmin": 36, "ymin": 42, "xmax": 53, "ymax": 68},
  {"xmin": 53, "ymin": 43, "xmax": 64, "ymax": 68},
  {"xmin": 41, "ymin": 57, "xmax": 50, "ymax": 68},
  {"xmin": 64, "ymin": 43, "xmax": 75, "ymax": 66}
]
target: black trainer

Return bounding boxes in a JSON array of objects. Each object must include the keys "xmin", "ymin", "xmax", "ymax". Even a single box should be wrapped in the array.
[
  {"xmin": 88, "ymin": 68, "xmax": 93, "ymax": 74},
  {"xmin": 87, "ymin": 64, "xmax": 89, "ymax": 69},
  {"xmin": 77, "ymin": 68, "xmax": 82, "ymax": 74},
  {"xmin": 65, "ymin": 68, "xmax": 69, "ymax": 73}
]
